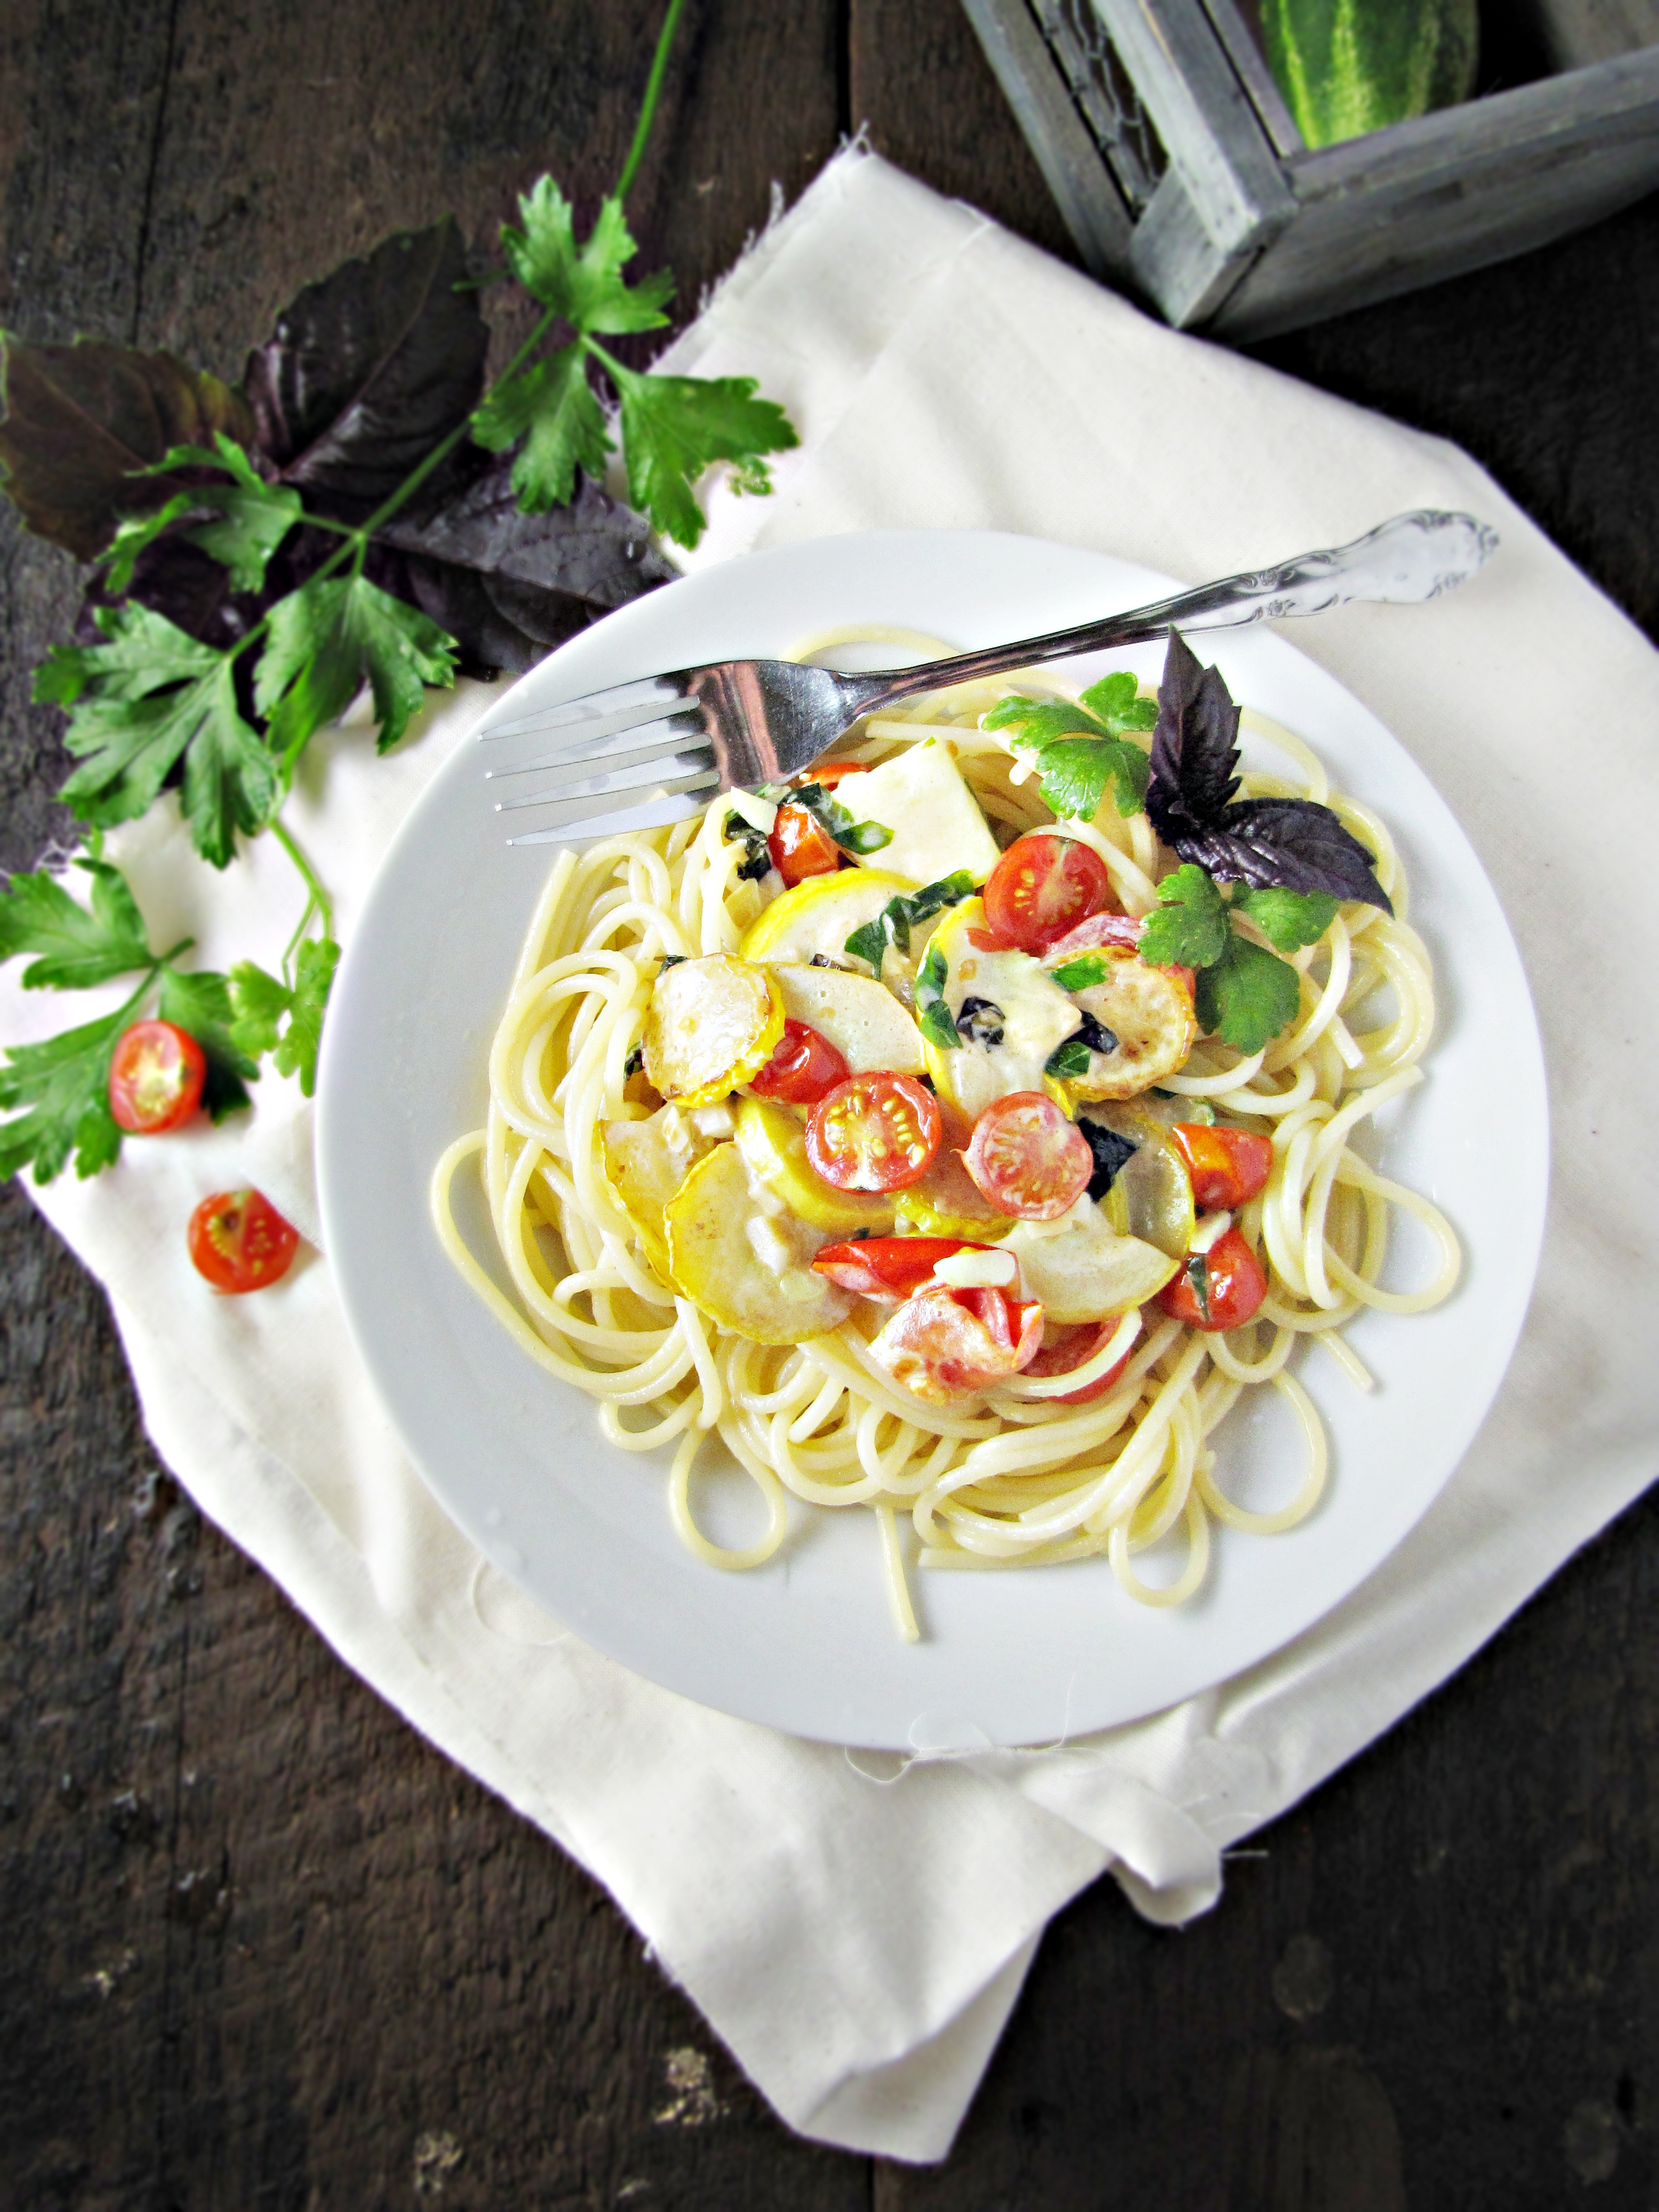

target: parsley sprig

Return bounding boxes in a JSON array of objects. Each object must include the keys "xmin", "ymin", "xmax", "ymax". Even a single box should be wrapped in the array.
[
  {"xmin": 984, "ymin": 671, "xmax": 1155, "ymax": 821},
  {"xmin": 3, "ymin": 0, "xmax": 798, "ymax": 1184},
  {"xmin": 0, "ymin": 853, "xmax": 258, "ymax": 1182},
  {"xmin": 1139, "ymin": 862, "xmax": 1337, "ymax": 1053}
]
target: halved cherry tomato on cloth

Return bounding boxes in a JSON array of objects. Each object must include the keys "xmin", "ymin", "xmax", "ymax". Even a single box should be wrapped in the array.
[
  {"xmin": 805, "ymin": 1073, "xmax": 942, "ymax": 1192},
  {"xmin": 108, "ymin": 1019, "xmax": 206, "ymax": 1134},
  {"xmin": 1158, "ymin": 1226, "xmax": 1267, "ymax": 1332},
  {"xmin": 748, "ymin": 1018, "xmax": 851, "ymax": 1106},
  {"xmin": 767, "ymin": 804, "xmax": 841, "ymax": 887},
  {"xmin": 813, "ymin": 1236, "xmax": 977, "ymax": 1301},
  {"xmin": 962, "ymin": 1091, "xmax": 1094, "ymax": 1220},
  {"xmin": 982, "ymin": 834, "xmax": 1115, "ymax": 955},
  {"xmin": 1023, "ymin": 1321, "xmax": 1133, "ymax": 1404},
  {"xmin": 1169, "ymin": 1123, "xmax": 1274, "ymax": 1212},
  {"xmin": 869, "ymin": 1281, "xmax": 1044, "ymax": 1403},
  {"xmin": 188, "ymin": 1188, "xmax": 300, "ymax": 1295}
]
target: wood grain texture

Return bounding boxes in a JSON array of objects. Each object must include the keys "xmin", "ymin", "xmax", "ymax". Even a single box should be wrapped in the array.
[{"xmin": 4, "ymin": 0, "xmax": 1659, "ymax": 2200}]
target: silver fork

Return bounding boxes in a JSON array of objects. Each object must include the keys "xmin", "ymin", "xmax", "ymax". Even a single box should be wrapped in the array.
[{"xmin": 478, "ymin": 511, "xmax": 1496, "ymax": 845}]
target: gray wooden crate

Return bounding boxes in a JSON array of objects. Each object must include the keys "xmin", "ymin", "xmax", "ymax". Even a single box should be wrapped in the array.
[{"xmin": 962, "ymin": 0, "xmax": 1659, "ymax": 339}]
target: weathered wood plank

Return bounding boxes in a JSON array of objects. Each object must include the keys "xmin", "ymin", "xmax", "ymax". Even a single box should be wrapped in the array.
[{"xmin": 853, "ymin": 0, "xmax": 1081, "ymax": 267}]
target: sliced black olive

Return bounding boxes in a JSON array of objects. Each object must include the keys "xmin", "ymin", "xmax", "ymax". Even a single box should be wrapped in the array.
[
  {"xmin": 1076, "ymin": 1010, "xmax": 1119, "ymax": 1055},
  {"xmin": 1081, "ymin": 1121, "xmax": 1138, "ymax": 1202},
  {"xmin": 957, "ymin": 996, "xmax": 1005, "ymax": 1047}
]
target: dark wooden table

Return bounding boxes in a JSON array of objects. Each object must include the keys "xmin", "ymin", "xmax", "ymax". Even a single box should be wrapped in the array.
[{"xmin": 4, "ymin": 4, "xmax": 1658, "ymax": 2205}]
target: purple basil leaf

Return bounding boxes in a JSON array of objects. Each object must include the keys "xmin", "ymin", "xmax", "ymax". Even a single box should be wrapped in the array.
[
  {"xmin": 375, "ymin": 464, "xmax": 673, "ymax": 676},
  {"xmin": 1146, "ymin": 629, "xmax": 1242, "ymax": 842},
  {"xmin": 0, "ymin": 338, "xmax": 254, "ymax": 558},
  {"xmin": 243, "ymin": 217, "xmax": 488, "ymax": 520},
  {"xmin": 1173, "ymin": 798, "xmax": 1392, "ymax": 911}
]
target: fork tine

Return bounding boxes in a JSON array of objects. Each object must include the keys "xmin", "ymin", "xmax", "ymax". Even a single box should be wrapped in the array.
[
  {"xmin": 494, "ymin": 750, "xmax": 719, "ymax": 816},
  {"xmin": 505, "ymin": 789, "xmax": 712, "ymax": 847},
  {"xmin": 482, "ymin": 713, "xmax": 706, "ymax": 782},
  {"xmin": 475, "ymin": 673, "xmax": 689, "ymax": 745}
]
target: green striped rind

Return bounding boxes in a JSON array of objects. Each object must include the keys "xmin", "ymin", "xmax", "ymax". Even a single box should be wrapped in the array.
[{"xmin": 1261, "ymin": 0, "xmax": 1478, "ymax": 149}]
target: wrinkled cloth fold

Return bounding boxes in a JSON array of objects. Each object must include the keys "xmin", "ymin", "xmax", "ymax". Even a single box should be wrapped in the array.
[{"xmin": 9, "ymin": 146, "xmax": 1658, "ymax": 2162}]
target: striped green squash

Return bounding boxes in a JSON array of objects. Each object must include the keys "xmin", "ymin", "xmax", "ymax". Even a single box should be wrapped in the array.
[{"xmin": 1261, "ymin": 0, "xmax": 1479, "ymax": 150}]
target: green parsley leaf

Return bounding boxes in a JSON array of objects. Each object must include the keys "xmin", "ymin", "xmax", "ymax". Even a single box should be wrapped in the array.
[
  {"xmin": 604, "ymin": 358, "xmax": 799, "ymax": 549},
  {"xmin": 0, "ymin": 858, "xmax": 153, "ymax": 990},
  {"xmin": 1027, "ymin": 737, "xmax": 1149, "ymax": 821},
  {"xmin": 1078, "ymin": 670, "xmax": 1158, "ymax": 734},
  {"xmin": 0, "ymin": 991, "xmax": 140, "ymax": 1184},
  {"xmin": 1044, "ymin": 1036, "xmax": 1092, "ymax": 1079},
  {"xmin": 1193, "ymin": 931, "xmax": 1303, "ymax": 1054},
  {"xmin": 156, "ymin": 966, "xmax": 258, "ymax": 1121},
  {"xmin": 982, "ymin": 692, "xmax": 1150, "ymax": 820},
  {"xmin": 1138, "ymin": 863, "xmax": 1230, "ymax": 970},
  {"xmin": 45, "ymin": 608, "xmax": 279, "ymax": 868},
  {"xmin": 914, "ymin": 942, "xmax": 959, "ymax": 1051},
  {"xmin": 1230, "ymin": 885, "xmax": 1339, "ymax": 952},
  {"xmin": 256, "ymin": 574, "xmax": 458, "ymax": 763},
  {"xmin": 500, "ymin": 181, "xmax": 673, "ymax": 335},
  {"xmin": 843, "ymin": 870, "xmax": 975, "ymax": 972},
  {"xmin": 228, "ymin": 936, "xmax": 340, "ymax": 1098},
  {"xmin": 1050, "ymin": 951, "xmax": 1110, "ymax": 993},
  {"xmin": 106, "ymin": 434, "xmax": 304, "ymax": 593},
  {"xmin": 471, "ymin": 341, "xmax": 610, "ymax": 513}
]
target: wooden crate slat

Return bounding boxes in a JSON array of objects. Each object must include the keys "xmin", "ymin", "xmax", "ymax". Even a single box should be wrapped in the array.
[{"xmin": 959, "ymin": 0, "xmax": 1142, "ymax": 281}]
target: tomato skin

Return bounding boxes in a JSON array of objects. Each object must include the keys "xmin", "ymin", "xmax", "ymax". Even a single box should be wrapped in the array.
[
  {"xmin": 813, "ymin": 1235, "xmax": 976, "ymax": 1301},
  {"xmin": 1023, "ymin": 1321, "xmax": 1133, "ymax": 1404},
  {"xmin": 1158, "ymin": 1227, "xmax": 1267, "ymax": 1332},
  {"xmin": 767, "ymin": 803, "xmax": 840, "ymax": 886},
  {"xmin": 108, "ymin": 1020, "xmax": 206, "ymax": 1134},
  {"xmin": 805, "ymin": 1073, "xmax": 943, "ymax": 1192},
  {"xmin": 803, "ymin": 760, "xmax": 862, "ymax": 789},
  {"xmin": 187, "ymin": 1188, "xmax": 300, "ymax": 1294},
  {"xmin": 962, "ymin": 1091, "xmax": 1094, "ymax": 1220},
  {"xmin": 1168, "ymin": 1123, "xmax": 1273, "ymax": 1212},
  {"xmin": 747, "ymin": 1019, "xmax": 850, "ymax": 1105},
  {"xmin": 982, "ymin": 834, "xmax": 1115, "ymax": 955},
  {"xmin": 869, "ymin": 1279, "xmax": 1044, "ymax": 1401}
]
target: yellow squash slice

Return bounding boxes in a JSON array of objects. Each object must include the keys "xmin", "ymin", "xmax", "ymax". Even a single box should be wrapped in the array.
[
  {"xmin": 919, "ymin": 898, "xmax": 1084, "ymax": 1121},
  {"xmin": 1046, "ymin": 945, "xmax": 1196, "ymax": 1102},
  {"xmin": 602, "ymin": 1105, "xmax": 722, "ymax": 1269},
  {"xmin": 892, "ymin": 1145, "xmax": 1013, "ymax": 1242},
  {"xmin": 643, "ymin": 955, "xmax": 784, "ymax": 1107},
  {"xmin": 734, "ymin": 1096, "xmax": 897, "ymax": 1236},
  {"xmin": 665, "ymin": 1140, "xmax": 853, "ymax": 1344},
  {"xmin": 1081, "ymin": 1102, "xmax": 1196, "ymax": 1260},
  {"xmin": 739, "ymin": 869, "xmax": 919, "ymax": 987},
  {"xmin": 768, "ymin": 962, "xmax": 925, "ymax": 1074},
  {"xmin": 1003, "ymin": 1206, "xmax": 1178, "ymax": 1323}
]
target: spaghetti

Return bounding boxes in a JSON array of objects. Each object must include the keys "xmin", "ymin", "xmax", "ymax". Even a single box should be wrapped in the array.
[{"xmin": 433, "ymin": 656, "xmax": 1458, "ymax": 1640}]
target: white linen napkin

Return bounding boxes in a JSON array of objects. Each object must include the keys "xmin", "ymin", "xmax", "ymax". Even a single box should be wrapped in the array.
[{"xmin": 8, "ymin": 144, "xmax": 1659, "ymax": 2163}]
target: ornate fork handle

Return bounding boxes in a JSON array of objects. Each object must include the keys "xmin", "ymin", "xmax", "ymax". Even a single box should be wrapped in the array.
[{"xmin": 853, "ymin": 511, "xmax": 1498, "ymax": 715}]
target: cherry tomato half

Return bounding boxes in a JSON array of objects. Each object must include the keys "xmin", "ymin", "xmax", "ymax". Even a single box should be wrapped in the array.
[
  {"xmin": 1158, "ymin": 1226, "xmax": 1268, "ymax": 1332},
  {"xmin": 962, "ymin": 1091, "xmax": 1094, "ymax": 1220},
  {"xmin": 813, "ymin": 1235, "xmax": 976, "ymax": 1301},
  {"xmin": 108, "ymin": 1019, "xmax": 206, "ymax": 1135},
  {"xmin": 982, "ymin": 834, "xmax": 1115, "ymax": 955},
  {"xmin": 805, "ymin": 1073, "xmax": 942, "ymax": 1192},
  {"xmin": 748, "ymin": 1018, "xmax": 850, "ymax": 1105},
  {"xmin": 767, "ymin": 803, "xmax": 840, "ymax": 887},
  {"xmin": 1168, "ymin": 1122, "xmax": 1274, "ymax": 1212},
  {"xmin": 803, "ymin": 761, "xmax": 863, "ymax": 789},
  {"xmin": 1022, "ymin": 1320, "xmax": 1133, "ymax": 1404},
  {"xmin": 187, "ymin": 1188, "xmax": 300, "ymax": 1295}
]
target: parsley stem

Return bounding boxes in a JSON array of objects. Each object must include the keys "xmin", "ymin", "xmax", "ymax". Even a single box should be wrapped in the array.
[
  {"xmin": 616, "ymin": 0, "xmax": 689, "ymax": 203},
  {"xmin": 269, "ymin": 817, "xmax": 334, "ymax": 947}
]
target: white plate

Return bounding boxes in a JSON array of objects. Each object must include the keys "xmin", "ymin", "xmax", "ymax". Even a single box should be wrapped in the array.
[{"xmin": 317, "ymin": 530, "xmax": 1547, "ymax": 1750}]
